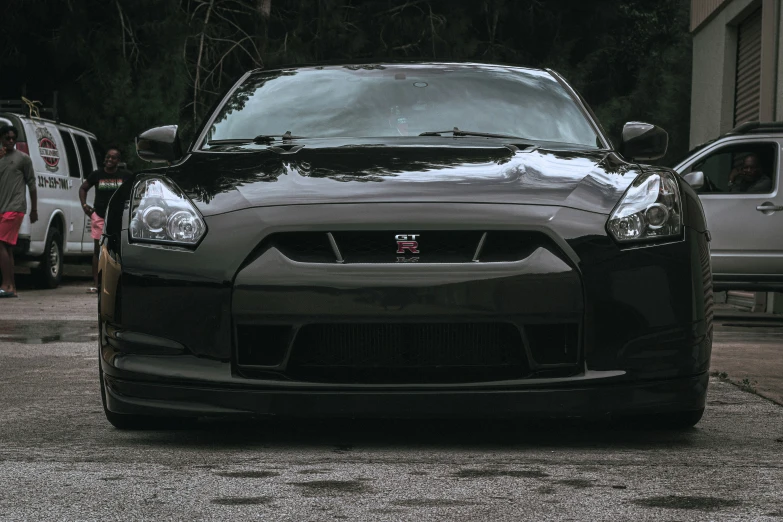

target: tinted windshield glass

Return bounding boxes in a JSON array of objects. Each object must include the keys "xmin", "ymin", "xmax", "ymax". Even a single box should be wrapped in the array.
[{"xmin": 203, "ymin": 65, "xmax": 601, "ymax": 148}]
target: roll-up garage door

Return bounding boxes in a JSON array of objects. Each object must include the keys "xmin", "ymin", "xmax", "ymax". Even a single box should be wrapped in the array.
[{"xmin": 734, "ymin": 8, "xmax": 762, "ymax": 126}]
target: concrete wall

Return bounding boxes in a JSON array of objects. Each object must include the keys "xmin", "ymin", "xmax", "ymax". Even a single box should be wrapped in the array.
[
  {"xmin": 689, "ymin": 0, "xmax": 781, "ymax": 147},
  {"xmin": 692, "ymin": 0, "xmax": 732, "ymax": 30}
]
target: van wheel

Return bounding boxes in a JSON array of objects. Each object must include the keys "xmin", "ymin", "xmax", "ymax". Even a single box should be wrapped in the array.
[{"xmin": 33, "ymin": 228, "xmax": 63, "ymax": 289}]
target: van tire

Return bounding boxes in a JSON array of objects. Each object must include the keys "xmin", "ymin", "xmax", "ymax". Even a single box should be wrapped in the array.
[{"xmin": 33, "ymin": 228, "xmax": 63, "ymax": 289}]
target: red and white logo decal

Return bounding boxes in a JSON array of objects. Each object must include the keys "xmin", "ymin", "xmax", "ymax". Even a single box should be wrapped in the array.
[
  {"xmin": 35, "ymin": 127, "xmax": 60, "ymax": 172},
  {"xmin": 395, "ymin": 234, "xmax": 419, "ymax": 254}
]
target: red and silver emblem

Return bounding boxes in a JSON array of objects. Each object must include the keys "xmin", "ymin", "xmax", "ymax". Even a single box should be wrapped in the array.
[
  {"xmin": 35, "ymin": 127, "xmax": 60, "ymax": 172},
  {"xmin": 395, "ymin": 234, "xmax": 419, "ymax": 254}
]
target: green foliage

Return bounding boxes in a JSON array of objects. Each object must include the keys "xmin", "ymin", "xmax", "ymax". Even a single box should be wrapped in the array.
[
  {"xmin": 51, "ymin": 0, "xmax": 188, "ymax": 170},
  {"xmin": 2, "ymin": 0, "xmax": 693, "ymax": 169}
]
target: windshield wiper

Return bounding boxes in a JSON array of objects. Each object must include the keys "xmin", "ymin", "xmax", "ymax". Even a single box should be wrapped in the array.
[
  {"xmin": 253, "ymin": 131, "xmax": 306, "ymax": 143},
  {"xmin": 206, "ymin": 138, "xmax": 253, "ymax": 145},
  {"xmin": 419, "ymin": 127, "xmax": 528, "ymax": 140},
  {"xmin": 205, "ymin": 131, "xmax": 305, "ymax": 148}
]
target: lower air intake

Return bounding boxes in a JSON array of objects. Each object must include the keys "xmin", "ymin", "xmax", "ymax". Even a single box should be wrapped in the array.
[
  {"xmin": 286, "ymin": 322, "xmax": 528, "ymax": 383},
  {"xmin": 524, "ymin": 323, "xmax": 580, "ymax": 366}
]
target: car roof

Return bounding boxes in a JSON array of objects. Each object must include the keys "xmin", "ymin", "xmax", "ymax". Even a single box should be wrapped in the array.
[
  {"xmin": 0, "ymin": 111, "xmax": 96, "ymax": 138},
  {"xmin": 246, "ymin": 61, "xmax": 551, "ymax": 77},
  {"xmin": 678, "ymin": 121, "xmax": 783, "ymax": 162},
  {"xmin": 723, "ymin": 121, "xmax": 783, "ymax": 136}
]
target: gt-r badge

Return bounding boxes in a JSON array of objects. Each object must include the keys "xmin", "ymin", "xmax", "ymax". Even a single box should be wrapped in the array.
[{"xmin": 395, "ymin": 234, "xmax": 420, "ymax": 254}]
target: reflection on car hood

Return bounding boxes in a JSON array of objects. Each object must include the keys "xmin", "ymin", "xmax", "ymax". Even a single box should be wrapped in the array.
[{"xmin": 163, "ymin": 138, "xmax": 641, "ymax": 216}]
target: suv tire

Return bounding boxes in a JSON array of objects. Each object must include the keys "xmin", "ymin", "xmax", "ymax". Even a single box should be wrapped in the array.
[{"xmin": 33, "ymin": 228, "xmax": 63, "ymax": 289}]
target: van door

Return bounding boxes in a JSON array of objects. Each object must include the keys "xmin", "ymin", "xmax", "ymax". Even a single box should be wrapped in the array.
[
  {"xmin": 676, "ymin": 138, "xmax": 783, "ymax": 283},
  {"xmin": 55, "ymin": 130, "xmax": 86, "ymax": 254},
  {"xmin": 71, "ymin": 132, "xmax": 98, "ymax": 251},
  {"xmin": 85, "ymin": 137, "xmax": 104, "ymax": 251},
  {"xmin": 24, "ymin": 120, "xmax": 76, "ymax": 255}
]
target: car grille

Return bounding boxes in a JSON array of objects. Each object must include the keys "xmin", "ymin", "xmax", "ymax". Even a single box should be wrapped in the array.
[
  {"xmin": 262, "ymin": 230, "xmax": 555, "ymax": 264},
  {"xmin": 235, "ymin": 322, "xmax": 581, "ymax": 383},
  {"xmin": 286, "ymin": 323, "xmax": 528, "ymax": 383},
  {"xmin": 270, "ymin": 232, "xmax": 336, "ymax": 263}
]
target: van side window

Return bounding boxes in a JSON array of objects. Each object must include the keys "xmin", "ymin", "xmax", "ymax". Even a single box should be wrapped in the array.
[
  {"xmin": 60, "ymin": 131, "xmax": 81, "ymax": 179},
  {"xmin": 89, "ymin": 138, "xmax": 104, "ymax": 170},
  {"xmin": 690, "ymin": 143, "xmax": 777, "ymax": 194},
  {"xmin": 74, "ymin": 134, "xmax": 95, "ymax": 177}
]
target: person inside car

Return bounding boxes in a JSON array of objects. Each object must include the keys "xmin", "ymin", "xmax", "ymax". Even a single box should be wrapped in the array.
[{"xmin": 728, "ymin": 153, "xmax": 773, "ymax": 193}]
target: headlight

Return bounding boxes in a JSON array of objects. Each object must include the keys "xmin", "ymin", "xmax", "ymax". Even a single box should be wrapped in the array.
[
  {"xmin": 129, "ymin": 177, "xmax": 206, "ymax": 246},
  {"xmin": 607, "ymin": 171, "xmax": 681, "ymax": 243}
]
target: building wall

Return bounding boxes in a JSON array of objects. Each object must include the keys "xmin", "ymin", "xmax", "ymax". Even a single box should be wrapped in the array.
[
  {"xmin": 690, "ymin": 0, "xmax": 781, "ymax": 147},
  {"xmin": 692, "ymin": 0, "xmax": 731, "ymax": 30},
  {"xmin": 778, "ymin": 2, "xmax": 783, "ymax": 120}
]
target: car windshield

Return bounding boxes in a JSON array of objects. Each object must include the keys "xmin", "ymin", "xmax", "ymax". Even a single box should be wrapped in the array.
[{"xmin": 202, "ymin": 64, "xmax": 602, "ymax": 148}]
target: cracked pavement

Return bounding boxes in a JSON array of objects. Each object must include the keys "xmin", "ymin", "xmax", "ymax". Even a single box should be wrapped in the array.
[{"xmin": 1, "ymin": 277, "xmax": 782, "ymax": 521}]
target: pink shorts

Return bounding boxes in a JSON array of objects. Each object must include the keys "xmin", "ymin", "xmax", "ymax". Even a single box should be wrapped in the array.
[
  {"xmin": 0, "ymin": 212, "xmax": 25, "ymax": 246},
  {"xmin": 90, "ymin": 212, "xmax": 105, "ymax": 240}
]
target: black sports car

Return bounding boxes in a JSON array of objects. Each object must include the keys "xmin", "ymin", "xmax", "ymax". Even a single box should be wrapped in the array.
[{"xmin": 98, "ymin": 62, "xmax": 713, "ymax": 429}]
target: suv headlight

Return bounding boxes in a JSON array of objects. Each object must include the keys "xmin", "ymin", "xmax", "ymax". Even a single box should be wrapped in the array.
[
  {"xmin": 129, "ymin": 177, "xmax": 206, "ymax": 246},
  {"xmin": 607, "ymin": 171, "xmax": 681, "ymax": 243}
]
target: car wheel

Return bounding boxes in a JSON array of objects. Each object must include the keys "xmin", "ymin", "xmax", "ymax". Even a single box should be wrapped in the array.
[
  {"xmin": 98, "ymin": 346, "xmax": 196, "ymax": 430},
  {"xmin": 657, "ymin": 408, "xmax": 705, "ymax": 429},
  {"xmin": 614, "ymin": 408, "xmax": 705, "ymax": 430},
  {"xmin": 99, "ymin": 363, "xmax": 194, "ymax": 430},
  {"xmin": 33, "ymin": 228, "xmax": 63, "ymax": 289}
]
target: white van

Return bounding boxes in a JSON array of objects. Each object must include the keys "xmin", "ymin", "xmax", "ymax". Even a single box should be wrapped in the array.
[{"xmin": 0, "ymin": 110, "xmax": 102, "ymax": 288}]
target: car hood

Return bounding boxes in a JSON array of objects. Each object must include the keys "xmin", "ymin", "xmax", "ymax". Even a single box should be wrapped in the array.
[{"xmin": 163, "ymin": 138, "xmax": 642, "ymax": 217}]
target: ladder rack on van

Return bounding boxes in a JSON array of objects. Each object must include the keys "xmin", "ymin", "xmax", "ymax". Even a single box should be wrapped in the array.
[{"xmin": 0, "ymin": 93, "xmax": 60, "ymax": 123}]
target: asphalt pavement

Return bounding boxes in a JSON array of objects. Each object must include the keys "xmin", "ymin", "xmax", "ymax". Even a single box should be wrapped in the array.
[{"xmin": 1, "ymin": 275, "xmax": 782, "ymax": 521}]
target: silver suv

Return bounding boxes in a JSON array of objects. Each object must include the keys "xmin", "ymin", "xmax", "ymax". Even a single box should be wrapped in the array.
[{"xmin": 675, "ymin": 122, "xmax": 783, "ymax": 291}]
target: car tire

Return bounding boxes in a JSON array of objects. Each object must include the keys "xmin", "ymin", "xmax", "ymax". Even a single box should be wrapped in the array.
[
  {"xmin": 660, "ymin": 408, "xmax": 705, "ymax": 429},
  {"xmin": 33, "ymin": 228, "xmax": 63, "ymax": 289},
  {"xmin": 95, "ymin": 264, "xmax": 159, "ymax": 430},
  {"xmin": 614, "ymin": 408, "xmax": 705, "ymax": 430},
  {"xmin": 99, "ymin": 363, "xmax": 195, "ymax": 430},
  {"xmin": 98, "ymin": 327, "xmax": 196, "ymax": 430}
]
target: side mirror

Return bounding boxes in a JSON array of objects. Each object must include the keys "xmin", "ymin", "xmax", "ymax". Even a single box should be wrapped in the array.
[
  {"xmin": 136, "ymin": 125, "xmax": 183, "ymax": 163},
  {"xmin": 682, "ymin": 171, "xmax": 705, "ymax": 190},
  {"xmin": 620, "ymin": 122, "xmax": 668, "ymax": 162}
]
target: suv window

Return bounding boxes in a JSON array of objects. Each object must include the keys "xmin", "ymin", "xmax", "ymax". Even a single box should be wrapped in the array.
[
  {"xmin": 688, "ymin": 142, "xmax": 777, "ymax": 194},
  {"xmin": 74, "ymin": 134, "xmax": 95, "ymax": 177},
  {"xmin": 60, "ymin": 131, "xmax": 81, "ymax": 179}
]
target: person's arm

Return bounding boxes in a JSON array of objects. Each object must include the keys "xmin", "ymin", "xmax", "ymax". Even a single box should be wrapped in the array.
[
  {"xmin": 23, "ymin": 158, "xmax": 38, "ymax": 223},
  {"xmin": 728, "ymin": 168, "xmax": 739, "ymax": 185},
  {"xmin": 80, "ymin": 174, "xmax": 96, "ymax": 216}
]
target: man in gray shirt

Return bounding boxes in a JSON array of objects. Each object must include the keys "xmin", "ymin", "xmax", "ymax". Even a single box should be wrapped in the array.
[{"xmin": 0, "ymin": 124, "xmax": 38, "ymax": 298}]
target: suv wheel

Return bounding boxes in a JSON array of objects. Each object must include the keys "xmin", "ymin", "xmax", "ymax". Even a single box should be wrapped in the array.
[{"xmin": 33, "ymin": 228, "xmax": 63, "ymax": 289}]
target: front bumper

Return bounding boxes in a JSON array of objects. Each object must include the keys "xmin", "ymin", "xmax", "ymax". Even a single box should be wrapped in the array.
[
  {"xmin": 102, "ymin": 366, "xmax": 708, "ymax": 419},
  {"xmin": 100, "ymin": 203, "xmax": 713, "ymax": 418}
]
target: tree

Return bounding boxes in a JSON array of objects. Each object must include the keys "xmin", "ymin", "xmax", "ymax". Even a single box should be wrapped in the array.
[{"xmin": 1, "ymin": 0, "xmax": 693, "ymax": 169}]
